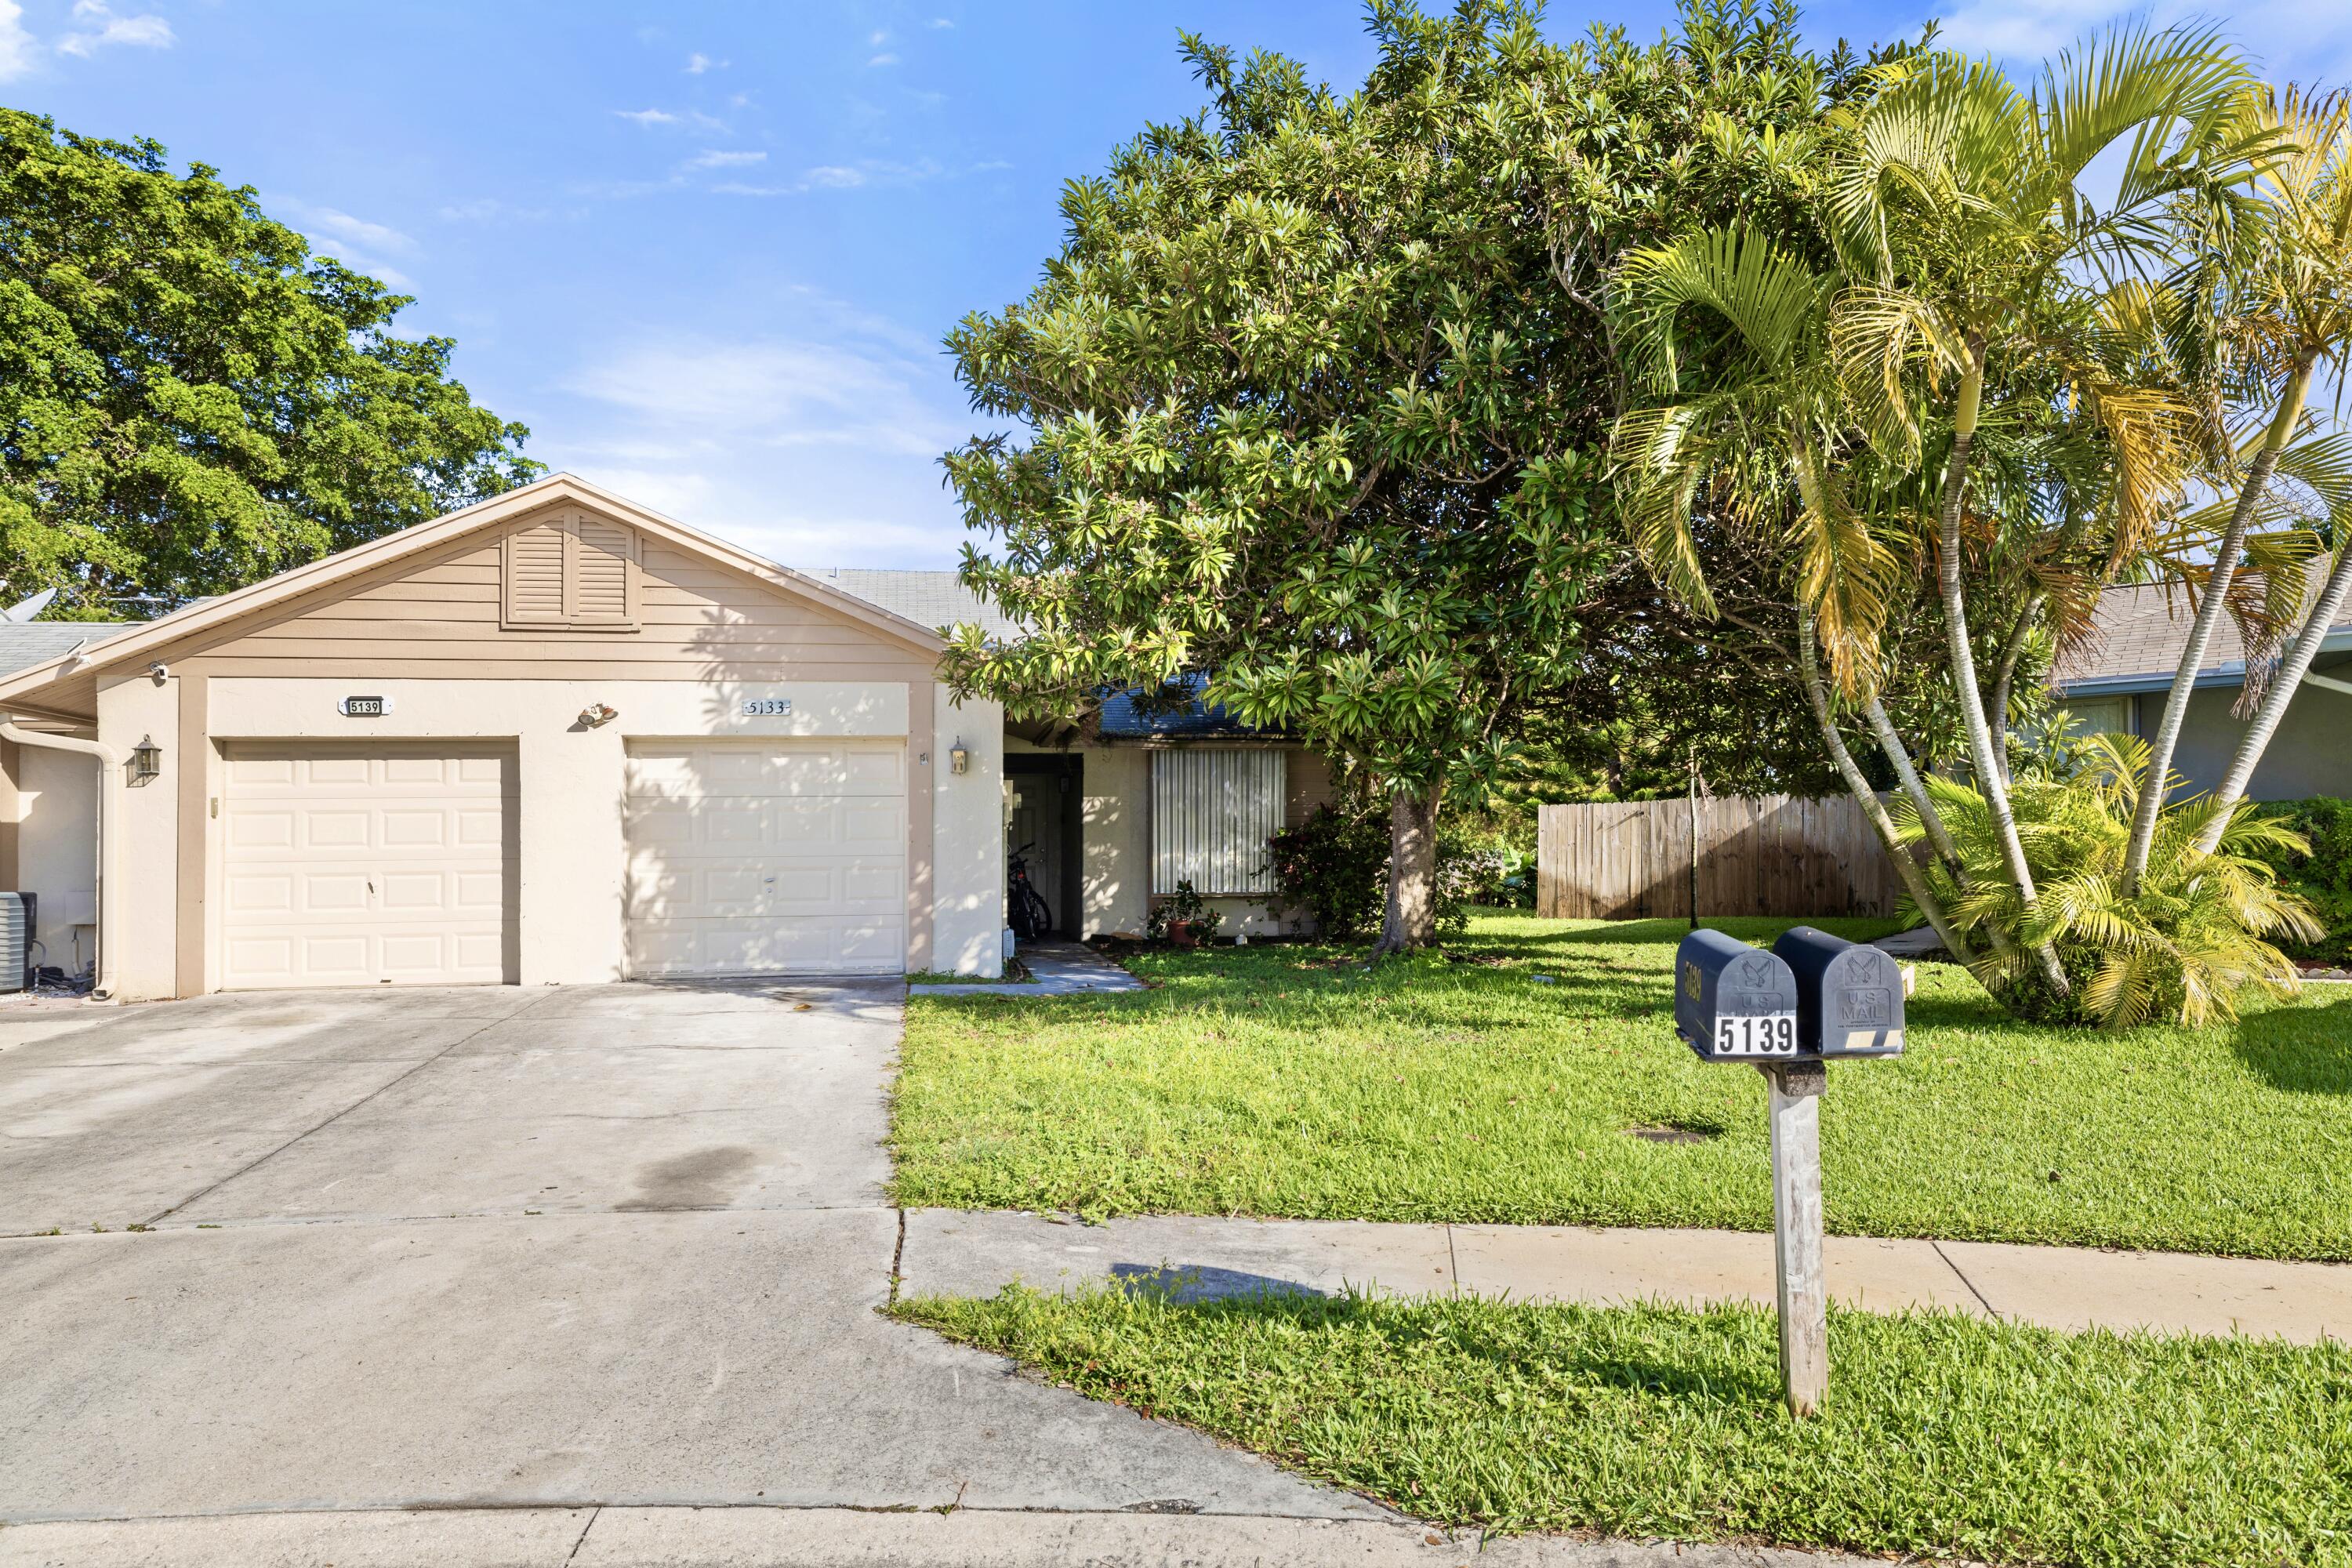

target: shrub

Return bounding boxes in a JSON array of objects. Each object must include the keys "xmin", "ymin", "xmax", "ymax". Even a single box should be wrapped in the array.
[
  {"xmin": 2248, "ymin": 798, "xmax": 2352, "ymax": 968},
  {"xmin": 1266, "ymin": 804, "xmax": 1389, "ymax": 940},
  {"xmin": 1893, "ymin": 735, "xmax": 2319, "ymax": 1027},
  {"xmin": 1266, "ymin": 801, "xmax": 1501, "ymax": 942}
]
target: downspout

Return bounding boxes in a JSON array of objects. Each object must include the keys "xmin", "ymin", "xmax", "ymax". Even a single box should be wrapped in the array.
[{"xmin": 0, "ymin": 719, "xmax": 123, "ymax": 1000}]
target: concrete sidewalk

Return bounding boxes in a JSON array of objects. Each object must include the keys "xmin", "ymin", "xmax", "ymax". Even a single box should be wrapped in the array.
[
  {"xmin": 901, "ymin": 1209, "xmax": 2352, "ymax": 1343},
  {"xmin": 0, "ymin": 1506, "xmax": 1903, "ymax": 1568}
]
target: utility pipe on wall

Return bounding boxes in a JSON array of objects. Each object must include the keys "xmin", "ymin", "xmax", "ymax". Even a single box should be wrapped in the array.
[{"xmin": 0, "ymin": 719, "xmax": 122, "ymax": 1000}]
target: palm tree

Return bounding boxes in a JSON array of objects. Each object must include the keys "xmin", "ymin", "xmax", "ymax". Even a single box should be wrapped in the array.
[
  {"xmin": 2179, "ymin": 87, "xmax": 2352, "ymax": 855},
  {"xmin": 1610, "ymin": 226, "xmax": 1984, "ymax": 964},
  {"xmin": 1822, "ymin": 27, "xmax": 2263, "ymax": 993}
]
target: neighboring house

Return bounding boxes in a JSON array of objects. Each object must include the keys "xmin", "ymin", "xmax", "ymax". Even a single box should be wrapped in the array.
[
  {"xmin": 0, "ymin": 620, "xmax": 132, "ymax": 978},
  {"xmin": 2053, "ymin": 573, "xmax": 2352, "ymax": 799},
  {"xmin": 0, "ymin": 474, "xmax": 1326, "ymax": 1001}
]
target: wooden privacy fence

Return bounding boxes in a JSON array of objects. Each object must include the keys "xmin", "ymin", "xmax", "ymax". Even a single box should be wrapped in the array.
[{"xmin": 1536, "ymin": 795, "xmax": 1900, "ymax": 920}]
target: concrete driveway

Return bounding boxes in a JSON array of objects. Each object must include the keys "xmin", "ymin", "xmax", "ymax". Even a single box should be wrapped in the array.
[{"xmin": 0, "ymin": 982, "xmax": 1374, "ymax": 1536}]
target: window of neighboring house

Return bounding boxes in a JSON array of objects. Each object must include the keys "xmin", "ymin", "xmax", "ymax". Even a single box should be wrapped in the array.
[
  {"xmin": 2061, "ymin": 696, "xmax": 2134, "ymax": 737},
  {"xmin": 501, "ymin": 510, "xmax": 641, "ymax": 630},
  {"xmin": 1151, "ymin": 748, "xmax": 1286, "ymax": 895}
]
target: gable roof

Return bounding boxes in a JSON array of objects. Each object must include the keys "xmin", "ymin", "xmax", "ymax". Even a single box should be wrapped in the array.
[
  {"xmin": 0, "ymin": 474, "xmax": 952, "ymax": 715},
  {"xmin": 810, "ymin": 569, "xmax": 1022, "ymax": 642},
  {"xmin": 0, "ymin": 622, "xmax": 132, "ymax": 678},
  {"xmin": 2056, "ymin": 565, "xmax": 2352, "ymax": 695}
]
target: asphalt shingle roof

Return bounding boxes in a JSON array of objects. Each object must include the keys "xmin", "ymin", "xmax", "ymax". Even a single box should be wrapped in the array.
[
  {"xmin": 2055, "ymin": 565, "xmax": 2352, "ymax": 690},
  {"xmin": 0, "ymin": 623, "xmax": 133, "ymax": 679},
  {"xmin": 808, "ymin": 569, "xmax": 1022, "ymax": 643}
]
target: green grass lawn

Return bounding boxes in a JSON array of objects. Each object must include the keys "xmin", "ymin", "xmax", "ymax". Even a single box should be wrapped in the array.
[
  {"xmin": 890, "ymin": 910, "xmax": 2352, "ymax": 1259},
  {"xmin": 896, "ymin": 1286, "xmax": 2352, "ymax": 1567}
]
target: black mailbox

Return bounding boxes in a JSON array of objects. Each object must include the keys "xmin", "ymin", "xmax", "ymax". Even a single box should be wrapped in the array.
[
  {"xmin": 1773, "ymin": 926, "xmax": 1905, "ymax": 1057},
  {"xmin": 1674, "ymin": 929, "xmax": 1802, "ymax": 1061}
]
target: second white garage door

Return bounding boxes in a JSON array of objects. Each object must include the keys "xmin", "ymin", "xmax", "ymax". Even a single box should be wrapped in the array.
[
  {"xmin": 624, "ymin": 740, "xmax": 907, "ymax": 977},
  {"xmin": 220, "ymin": 743, "xmax": 517, "ymax": 989}
]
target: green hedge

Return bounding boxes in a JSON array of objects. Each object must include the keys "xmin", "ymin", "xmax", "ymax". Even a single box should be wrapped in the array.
[{"xmin": 2251, "ymin": 798, "xmax": 2352, "ymax": 967}]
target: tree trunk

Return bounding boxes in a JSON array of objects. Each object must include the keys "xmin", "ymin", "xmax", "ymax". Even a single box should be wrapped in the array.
[
  {"xmin": 2124, "ymin": 355, "xmax": 2316, "ymax": 892},
  {"xmin": 1935, "ymin": 350, "xmax": 2071, "ymax": 996},
  {"xmin": 1862, "ymin": 694, "xmax": 1963, "ymax": 875},
  {"xmin": 1797, "ymin": 608, "xmax": 1980, "ymax": 971},
  {"xmin": 1987, "ymin": 592, "xmax": 2042, "ymax": 789},
  {"xmin": 2194, "ymin": 543, "xmax": 2352, "ymax": 856},
  {"xmin": 1374, "ymin": 783, "xmax": 1440, "ymax": 956}
]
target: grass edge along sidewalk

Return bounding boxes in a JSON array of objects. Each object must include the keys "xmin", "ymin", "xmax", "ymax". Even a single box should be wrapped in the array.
[
  {"xmin": 895, "ymin": 1285, "xmax": 2352, "ymax": 1568},
  {"xmin": 890, "ymin": 912, "xmax": 2352, "ymax": 1261}
]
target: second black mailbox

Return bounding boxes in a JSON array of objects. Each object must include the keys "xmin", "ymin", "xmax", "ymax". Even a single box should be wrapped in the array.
[{"xmin": 1773, "ymin": 926, "xmax": 1905, "ymax": 1057}]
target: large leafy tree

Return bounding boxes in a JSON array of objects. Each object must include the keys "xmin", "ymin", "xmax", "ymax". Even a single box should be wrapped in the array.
[
  {"xmin": 0, "ymin": 110, "xmax": 538, "ymax": 617},
  {"xmin": 941, "ymin": 0, "xmax": 1831, "ymax": 952}
]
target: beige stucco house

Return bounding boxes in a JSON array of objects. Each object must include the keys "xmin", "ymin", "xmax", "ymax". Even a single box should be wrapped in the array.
[{"xmin": 0, "ymin": 474, "xmax": 1330, "ymax": 1001}]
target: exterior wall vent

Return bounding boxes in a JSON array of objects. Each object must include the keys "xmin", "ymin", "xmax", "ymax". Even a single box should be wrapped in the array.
[{"xmin": 0, "ymin": 891, "xmax": 34, "ymax": 993}]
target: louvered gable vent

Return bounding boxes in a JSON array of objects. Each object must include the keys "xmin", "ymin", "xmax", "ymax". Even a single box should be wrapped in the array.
[{"xmin": 502, "ymin": 510, "xmax": 640, "ymax": 630}]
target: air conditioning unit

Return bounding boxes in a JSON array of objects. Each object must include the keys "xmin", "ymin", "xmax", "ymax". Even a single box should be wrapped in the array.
[{"xmin": 0, "ymin": 892, "xmax": 31, "ymax": 993}]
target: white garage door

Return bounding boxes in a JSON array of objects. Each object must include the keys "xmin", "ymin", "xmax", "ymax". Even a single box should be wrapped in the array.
[
  {"xmin": 220, "ymin": 744, "xmax": 517, "ymax": 989},
  {"xmin": 625, "ymin": 740, "xmax": 906, "ymax": 977}
]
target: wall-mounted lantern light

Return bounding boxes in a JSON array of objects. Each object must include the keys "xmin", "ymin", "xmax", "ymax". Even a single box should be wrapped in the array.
[
  {"xmin": 126, "ymin": 735, "xmax": 162, "ymax": 786},
  {"xmin": 949, "ymin": 738, "xmax": 970, "ymax": 775}
]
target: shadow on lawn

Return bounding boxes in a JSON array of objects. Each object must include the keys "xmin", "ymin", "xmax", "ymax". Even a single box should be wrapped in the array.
[
  {"xmin": 2232, "ymin": 993, "xmax": 2352, "ymax": 1095},
  {"xmin": 1135, "ymin": 1289, "xmax": 1783, "ymax": 1408}
]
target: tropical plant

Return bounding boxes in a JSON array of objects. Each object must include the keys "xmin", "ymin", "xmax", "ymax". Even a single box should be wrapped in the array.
[
  {"xmin": 0, "ymin": 110, "xmax": 538, "ymax": 616},
  {"xmin": 1820, "ymin": 25, "xmax": 2267, "ymax": 998},
  {"xmin": 1893, "ymin": 734, "xmax": 2319, "ymax": 1026},
  {"xmin": 2176, "ymin": 87, "xmax": 2352, "ymax": 855},
  {"xmin": 1609, "ymin": 223, "xmax": 1988, "ymax": 965}
]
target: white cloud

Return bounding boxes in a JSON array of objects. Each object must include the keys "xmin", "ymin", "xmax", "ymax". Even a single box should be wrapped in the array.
[
  {"xmin": 869, "ymin": 29, "xmax": 889, "ymax": 45},
  {"xmin": 1933, "ymin": 0, "xmax": 2352, "ymax": 82},
  {"xmin": 265, "ymin": 198, "xmax": 416, "ymax": 288},
  {"xmin": 711, "ymin": 158, "xmax": 985, "ymax": 198},
  {"xmin": 685, "ymin": 149, "xmax": 765, "ymax": 169},
  {"xmin": 867, "ymin": 52, "xmax": 898, "ymax": 67},
  {"xmin": 56, "ymin": 0, "xmax": 170, "ymax": 58},
  {"xmin": 613, "ymin": 106, "xmax": 728, "ymax": 135},
  {"xmin": 278, "ymin": 198, "xmax": 416, "ymax": 254},
  {"xmin": 548, "ymin": 317, "xmax": 980, "ymax": 566},
  {"xmin": 684, "ymin": 51, "xmax": 721, "ymax": 74},
  {"xmin": 0, "ymin": 2, "xmax": 34, "ymax": 82},
  {"xmin": 437, "ymin": 197, "xmax": 555, "ymax": 223},
  {"xmin": 929, "ymin": 16, "xmax": 953, "ymax": 28}
]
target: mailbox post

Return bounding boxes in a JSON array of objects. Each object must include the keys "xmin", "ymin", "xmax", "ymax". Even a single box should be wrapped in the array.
[
  {"xmin": 1762, "ymin": 1058, "xmax": 1826, "ymax": 1417},
  {"xmin": 1673, "ymin": 926, "xmax": 1904, "ymax": 1419}
]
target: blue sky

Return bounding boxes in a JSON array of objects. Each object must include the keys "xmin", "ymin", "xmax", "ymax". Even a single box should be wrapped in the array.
[{"xmin": 2, "ymin": 0, "xmax": 2346, "ymax": 568}]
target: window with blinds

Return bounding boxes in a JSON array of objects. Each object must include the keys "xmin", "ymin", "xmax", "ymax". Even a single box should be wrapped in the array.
[
  {"xmin": 1151, "ymin": 749, "xmax": 1286, "ymax": 895},
  {"xmin": 501, "ymin": 511, "xmax": 640, "ymax": 630}
]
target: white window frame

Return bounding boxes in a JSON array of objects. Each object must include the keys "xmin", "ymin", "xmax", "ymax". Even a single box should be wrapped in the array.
[{"xmin": 1150, "ymin": 748, "xmax": 1286, "ymax": 896}]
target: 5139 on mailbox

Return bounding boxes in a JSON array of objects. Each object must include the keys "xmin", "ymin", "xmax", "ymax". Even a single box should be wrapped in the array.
[{"xmin": 1673, "ymin": 928, "xmax": 1801, "ymax": 1060}]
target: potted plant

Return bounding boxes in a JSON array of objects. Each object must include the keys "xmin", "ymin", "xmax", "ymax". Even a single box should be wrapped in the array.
[{"xmin": 1148, "ymin": 880, "xmax": 1223, "ymax": 948}]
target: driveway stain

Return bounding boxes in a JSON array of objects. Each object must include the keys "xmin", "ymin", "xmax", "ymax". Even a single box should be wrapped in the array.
[{"xmin": 615, "ymin": 1145, "xmax": 760, "ymax": 1210}]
